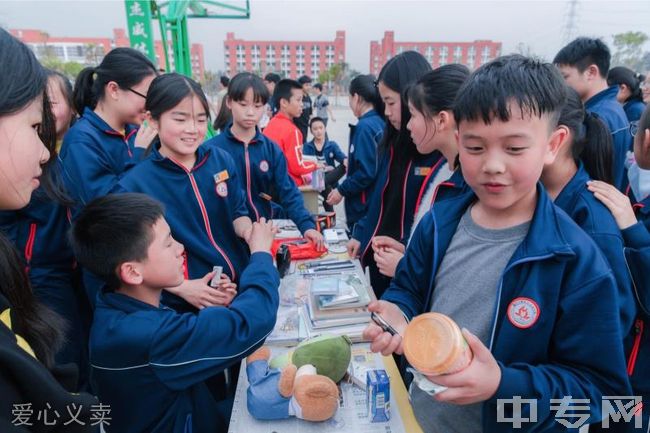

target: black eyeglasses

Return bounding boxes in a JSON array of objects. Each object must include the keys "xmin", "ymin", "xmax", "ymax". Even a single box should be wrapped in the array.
[
  {"xmin": 127, "ymin": 87, "xmax": 147, "ymax": 99},
  {"xmin": 630, "ymin": 122, "xmax": 638, "ymax": 138}
]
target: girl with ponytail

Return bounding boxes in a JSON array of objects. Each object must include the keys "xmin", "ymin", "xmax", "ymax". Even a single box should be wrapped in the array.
[
  {"xmin": 60, "ymin": 47, "xmax": 158, "ymax": 214},
  {"xmin": 608, "ymin": 66, "xmax": 646, "ymax": 123},
  {"xmin": 326, "ymin": 74, "xmax": 385, "ymax": 229},
  {"xmin": 59, "ymin": 47, "xmax": 158, "ymax": 304},
  {"xmin": 541, "ymin": 87, "xmax": 635, "ymax": 336}
]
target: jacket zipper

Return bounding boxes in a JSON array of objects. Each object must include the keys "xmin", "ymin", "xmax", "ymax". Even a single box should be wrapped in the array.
[
  {"xmin": 170, "ymin": 157, "xmax": 237, "ymax": 280},
  {"xmin": 399, "ymin": 160, "xmax": 413, "ymax": 241},
  {"xmin": 244, "ymin": 143, "xmax": 260, "ymax": 221},
  {"xmin": 24, "ymin": 223, "xmax": 37, "ymax": 274},
  {"xmin": 627, "ymin": 319, "xmax": 644, "ymax": 376},
  {"xmin": 361, "ymin": 147, "xmax": 394, "ymax": 262}
]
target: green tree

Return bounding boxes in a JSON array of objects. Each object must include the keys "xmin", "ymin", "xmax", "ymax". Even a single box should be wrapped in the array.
[
  {"xmin": 41, "ymin": 56, "xmax": 64, "ymax": 72},
  {"xmin": 611, "ymin": 31, "xmax": 649, "ymax": 71},
  {"xmin": 62, "ymin": 62, "xmax": 85, "ymax": 79}
]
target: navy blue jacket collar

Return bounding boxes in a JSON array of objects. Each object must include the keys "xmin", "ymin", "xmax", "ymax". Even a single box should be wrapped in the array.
[
  {"xmin": 359, "ymin": 109, "xmax": 380, "ymax": 121},
  {"xmin": 585, "ymin": 85, "xmax": 619, "ymax": 110},
  {"xmin": 98, "ymin": 291, "xmax": 162, "ymax": 313},
  {"xmin": 434, "ymin": 172, "xmax": 575, "ymax": 260},
  {"xmin": 554, "ymin": 162, "xmax": 590, "ymax": 209},
  {"xmin": 224, "ymin": 123, "xmax": 264, "ymax": 145},
  {"xmin": 150, "ymin": 142, "xmax": 211, "ymax": 172},
  {"xmin": 81, "ymin": 107, "xmax": 138, "ymax": 138}
]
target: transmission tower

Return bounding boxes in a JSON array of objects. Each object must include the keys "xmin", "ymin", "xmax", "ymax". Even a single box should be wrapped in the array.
[{"xmin": 563, "ymin": 0, "xmax": 579, "ymax": 43}]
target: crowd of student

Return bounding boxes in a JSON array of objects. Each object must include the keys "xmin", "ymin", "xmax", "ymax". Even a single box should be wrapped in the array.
[{"xmin": 0, "ymin": 25, "xmax": 649, "ymax": 433}]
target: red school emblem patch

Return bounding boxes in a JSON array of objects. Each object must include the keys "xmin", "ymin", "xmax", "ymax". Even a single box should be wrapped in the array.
[
  {"xmin": 507, "ymin": 297, "xmax": 540, "ymax": 329},
  {"xmin": 216, "ymin": 182, "xmax": 228, "ymax": 198},
  {"xmin": 259, "ymin": 160, "xmax": 269, "ymax": 172}
]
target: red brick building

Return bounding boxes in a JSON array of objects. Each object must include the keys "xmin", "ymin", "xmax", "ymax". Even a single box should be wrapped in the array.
[
  {"xmin": 224, "ymin": 31, "xmax": 346, "ymax": 79},
  {"xmin": 369, "ymin": 31, "xmax": 501, "ymax": 75},
  {"xmin": 10, "ymin": 28, "xmax": 205, "ymax": 79}
]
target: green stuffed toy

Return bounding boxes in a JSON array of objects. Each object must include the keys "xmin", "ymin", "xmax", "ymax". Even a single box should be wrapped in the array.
[{"xmin": 270, "ymin": 335, "xmax": 352, "ymax": 382}]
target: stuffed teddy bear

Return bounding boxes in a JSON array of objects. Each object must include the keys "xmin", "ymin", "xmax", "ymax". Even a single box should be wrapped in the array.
[{"xmin": 246, "ymin": 346, "xmax": 340, "ymax": 422}]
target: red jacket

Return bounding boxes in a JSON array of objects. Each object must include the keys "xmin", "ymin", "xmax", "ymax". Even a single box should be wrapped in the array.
[{"xmin": 263, "ymin": 112, "xmax": 317, "ymax": 186}]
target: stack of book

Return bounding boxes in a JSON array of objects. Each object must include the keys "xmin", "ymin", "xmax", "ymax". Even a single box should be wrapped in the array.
[
  {"xmin": 266, "ymin": 258, "xmax": 376, "ymax": 346},
  {"xmin": 303, "ymin": 268, "xmax": 376, "ymax": 341}
]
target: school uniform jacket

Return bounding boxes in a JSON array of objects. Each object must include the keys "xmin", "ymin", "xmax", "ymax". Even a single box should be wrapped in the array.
[
  {"xmin": 262, "ymin": 112, "xmax": 317, "ymax": 186},
  {"xmin": 89, "ymin": 252, "xmax": 279, "ymax": 433},
  {"xmin": 205, "ymin": 125, "xmax": 316, "ymax": 234},
  {"xmin": 623, "ymin": 99, "xmax": 646, "ymax": 123},
  {"xmin": 555, "ymin": 163, "xmax": 635, "ymax": 334},
  {"xmin": 352, "ymin": 147, "xmax": 442, "ymax": 265},
  {"xmin": 0, "ymin": 189, "xmax": 88, "ymax": 369},
  {"xmin": 622, "ymin": 194, "xmax": 650, "ymax": 397},
  {"xmin": 585, "ymin": 86, "xmax": 633, "ymax": 191},
  {"xmin": 383, "ymin": 176, "xmax": 630, "ymax": 433},
  {"xmin": 337, "ymin": 110, "xmax": 385, "ymax": 226},
  {"xmin": 115, "ymin": 144, "xmax": 250, "ymax": 313},
  {"xmin": 303, "ymin": 139, "xmax": 346, "ymax": 168},
  {"xmin": 59, "ymin": 107, "xmax": 144, "ymax": 215}
]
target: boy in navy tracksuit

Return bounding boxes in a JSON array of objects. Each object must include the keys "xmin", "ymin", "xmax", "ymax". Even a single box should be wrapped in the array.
[
  {"xmin": 303, "ymin": 117, "xmax": 347, "ymax": 211},
  {"xmin": 589, "ymin": 105, "xmax": 650, "ymax": 431},
  {"xmin": 365, "ymin": 55, "xmax": 630, "ymax": 432},
  {"xmin": 70, "ymin": 193, "xmax": 279, "ymax": 433},
  {"xmin": 554, "ymin": 37, "xmax": 632, "ymax": 191}
]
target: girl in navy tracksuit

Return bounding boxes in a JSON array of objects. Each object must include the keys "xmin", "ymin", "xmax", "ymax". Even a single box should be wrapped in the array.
[
  {"xmin": 372, "ymin": 65, "xmax": 470, "ymax": 279},
  {"xmin": 205, "ymin": 72, "xmax": 323, "ymax": 244},
  {"xmin": 542, "ymin": 88, "xmax": 635, "ymax": 335},
  {"xmin": 0, "ymin": 70, "xmax": 91, "ymax": 387},
  {"xmin": 346, "ymin": 52, "xmax": 440, "ymax": 298},
  {"xmin": 607, "ymin": 66, "xmax": 646, "ymax": 123},
  {"xmin": 115, "ymin": 73, "xmax": 252, "ymax": 314},
  {"xmin": 59, "ymin": 48, "xmax": 158, "ymax": 303},
  {"xmin": 0, "ymin": 29, "xmax": 97, "ymax": 430},
  {"xmin": 326, "ymin": 74, "xmax": 385, "ymax": 229},
  {"xmin": 589, "ymin": 104, "xmax": 650, "ymax": 431}
]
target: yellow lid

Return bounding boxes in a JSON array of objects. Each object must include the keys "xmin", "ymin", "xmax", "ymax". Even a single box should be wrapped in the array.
[{"xmin": 403, "ymin": 312, "xmax": 467, "ymax": 376}]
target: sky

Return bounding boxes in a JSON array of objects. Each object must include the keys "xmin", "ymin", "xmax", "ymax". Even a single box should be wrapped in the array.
[{"xmin": 1, "ymin": 0, "xmax": 649, "ymax": 73}]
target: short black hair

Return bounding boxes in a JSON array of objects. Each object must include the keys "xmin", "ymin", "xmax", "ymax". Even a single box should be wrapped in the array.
[
  {"xmin": 298, "ymin": 75, "xmax": 312, "ymax": 85},
  {"xmin": 553, "ymin": 37, "xmax": 611, "ymax": 77},
  {"xmin": 227, "ymin": 72, "xmax": 269, "ymax": 104},
  {"xmin": 640, "ymin": 103, "xmax": 650, "ymax": 134},
  {"xmin": 273, "ymin": 79, "xmax": 302, "ymax": 104},
  {"xmin": 309, "ymin": 116, "xmax": 326, "ymax": 128},
  {"xmin": 264, "ymin": 73, "xmax": 281, "ymax": 84},
  {"xmin": 313, "ymin": 83, "xmax": 323, "ymax": 91},
  {"xmin": 454, "ymin": 54, "xmax": 567, "ymax": 128},
  {"xmin": 220, "ymin": 76, "xmax": 230, "ymax": 87},
  {"xmin": 70, "ymin": 193, "xmax": 165, "ymax": 292}
]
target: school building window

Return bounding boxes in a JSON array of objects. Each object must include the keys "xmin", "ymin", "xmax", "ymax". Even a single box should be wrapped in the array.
[
  {"xmin": 440, "ymin": 46, "xmax": 448, "ymax": 65},
  {"xmin": 481, "ymin": 46, "xmax": 491, "ymax": 64},
  {"xmin": 453, "ymin": 46, "xmax": 462, "ymax": 63}
]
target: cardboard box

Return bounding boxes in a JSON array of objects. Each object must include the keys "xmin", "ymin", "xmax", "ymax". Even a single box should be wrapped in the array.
[{"xmin": 366, "ymin": 369, "xmax": 390, "ymax": 422}]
